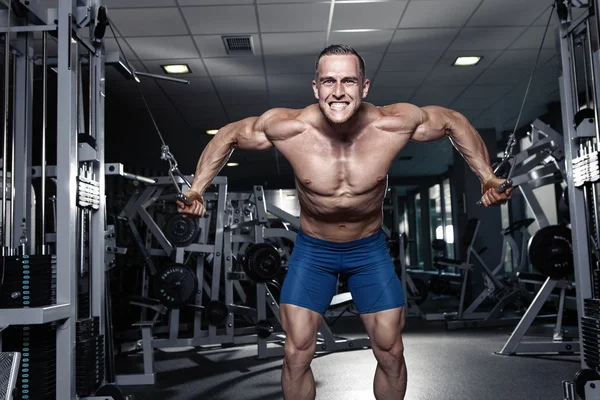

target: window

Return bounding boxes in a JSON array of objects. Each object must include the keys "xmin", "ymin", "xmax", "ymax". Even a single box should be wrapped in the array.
[
  {"xmin": 429, "ymin": 184, "xmax": 443, "ymax": 267},
  {"xmin": 442, "ymin": 179, "xmax": 455, "ymax": 259}
]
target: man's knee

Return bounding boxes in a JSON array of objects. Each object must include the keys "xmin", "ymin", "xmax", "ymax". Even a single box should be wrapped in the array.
[{"xmin": 284, "ymin": 335, "xmax": 316, "ymax": 359}]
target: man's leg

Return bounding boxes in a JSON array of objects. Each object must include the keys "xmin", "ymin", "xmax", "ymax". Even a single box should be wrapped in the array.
[
  {"xmin": 280, "ymin": 304, "xmax": 323, "ymax": 400},
  {"xmin": 361, "ymin": 307, "xmax": 407, "ymax": 400},
  {"xmin": 342, "ymin": 231, "xmax": 407, "ymax": 399}
]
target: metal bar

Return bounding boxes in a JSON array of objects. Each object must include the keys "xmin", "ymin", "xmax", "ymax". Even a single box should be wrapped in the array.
[
  {"xmin": 585, "ymin": 19, "xmax": 600, "ymax": 143},
  {"xmin": 2, "ymin": 33, "xmax": 9, "ymax": 248},
  {"xmin": 496, "ymin": 278, "xmax": 558, "ymax": 355},
  {"xmin": 0, "ymin": 24, "xmax": 57, "ymax": 33},
  {"xmin": 9, "ymin": 46, "xmax": 15, "ymax": 249},
  {"xmin": 12, "ymin": 32, "xmax": 34, "ymax": 251},
  {"xmin": 0, "ymin": 303, "xmax": 70, "ymax": 325},
  {"xmin": 56, "ymin": 0, "xmax": 79, "ymax": 397},
  {"xmin": 133, "ymin": 71, "xmax": 190, "ymax": 84},
  {"xmin": 41, "ymin": 32, "xmax": 47, "ymax": 250}
]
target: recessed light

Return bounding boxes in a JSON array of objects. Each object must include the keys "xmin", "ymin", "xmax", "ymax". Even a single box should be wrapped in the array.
[
  {"xmin": 162, "ymin": 64, "xmax": 191, "ymax": 74},
  {"xmin": 453, "ymin": 56, "xmax": 481, "ymax": 66},
  {"xmin": 227, "ymin": 162, "xmax": 239, "ymax": 167},
  {"xmin": 333, "ymin": 29, "xmax": 381, "ymax": 33},
  {"xmin": 206, "ymin": 129, "xmax": 219, "ymax": 135}
]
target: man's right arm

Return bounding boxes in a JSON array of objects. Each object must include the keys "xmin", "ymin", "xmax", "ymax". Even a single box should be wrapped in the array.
[
  {"xmin": 188, "ymin": 116, "xmax": 269, "ymax": 196},
  {"xmin": 179, "ymin": 108, "xmax": 305, "ymax": 216}
]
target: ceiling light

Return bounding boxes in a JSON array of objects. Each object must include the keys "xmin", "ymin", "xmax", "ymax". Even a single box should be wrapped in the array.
[
  {"xmin": 333, "ymin": 29, "xmax": 381, "ymax": 33},
  {"xmin": 162, "ymin": 64, "xmax": 191, "ymax": 74},
  {"xmin": 206, "ymin": 129, "xmax": 218, "ymax": 135},
  {"xmin": 453, "ymin": 56, "xmax": 481, "ymax": 66},
  {"xmin": 227, "ymin": 162, "xmax": 239, "ymax": 167}
]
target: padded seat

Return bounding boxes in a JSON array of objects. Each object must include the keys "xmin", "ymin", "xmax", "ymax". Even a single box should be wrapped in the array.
[{"xmin": 329, "ymin": 292, "xmax": 353, "ymax": 308}]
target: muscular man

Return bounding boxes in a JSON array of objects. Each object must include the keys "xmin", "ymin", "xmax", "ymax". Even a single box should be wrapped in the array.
[{"xmin": 178, "ymin": 44, "xmax": 510, "ymax": 399}]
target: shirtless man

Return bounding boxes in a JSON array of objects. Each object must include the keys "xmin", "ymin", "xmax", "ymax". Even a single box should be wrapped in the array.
[{"xmin": 178, "ymin": 44, "xmax": 510, "ymax": 400}]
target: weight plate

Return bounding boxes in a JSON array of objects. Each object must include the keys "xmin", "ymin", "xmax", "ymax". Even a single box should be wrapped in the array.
[
  {"xmin": 528, "ymin": 225, "xmax": 574, "ymax": 279},
  {"xmin": 243, "ymin": 243, "xmax": 282, "ymax": 282},
  {"xmin": 205, "ymin": 300, "xmax": 229, "ymax": 325},
  {"xmin": 164, "ymin": 213, "xmax": 200, "ymax": 247},
  {"xmin": 575, "ymin": 369, "xmax": 600, "ymax": 399},
  {"xmin": 153, "ymin": 264, "xmax": 198, "ymax": 308}
]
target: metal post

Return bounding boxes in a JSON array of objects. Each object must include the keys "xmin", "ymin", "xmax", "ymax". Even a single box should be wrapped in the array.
[
  {"xmin": 56, "ymin": 0, "xmax": 79, "ymax": 397},
  {"xmin": 89, "ymin": 5, "xmax": 107, "ymax": 345},
  {"xmin": 12, "ymin": 32, "xmax": 34, "ymax": 251},
  {"xmin": 2, "ymin": 32, "xmax": 10, "ymax": 249},
  {"xmin": 40, "ymin": 31, "xmax": 47, "ymax": 252}
]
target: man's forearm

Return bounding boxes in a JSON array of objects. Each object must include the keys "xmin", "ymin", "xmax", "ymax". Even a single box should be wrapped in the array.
[
  {"xmin": 448, "ymin": 114, "xmax": 495, "ymax": 183},
  {"xmin": 190, "ymin": 127, "xmax": 235, "ymax": 195}
]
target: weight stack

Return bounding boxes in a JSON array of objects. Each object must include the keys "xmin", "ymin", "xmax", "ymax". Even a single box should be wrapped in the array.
[
  {"xmin": 0, "ymin": 255, "xmax": 56, "ymax": 308},
  {"xmin": 582, "ymin": 299, "xmax": 600, "ymax": 369},
  {"xmin": 76, "ymin": 317, "xmax": 105, "ymax": 397},
  {"xmin": 1, "ymin": 323, "xmax": 57, "ymax": 399},
  {"xmin": 594, "ymin": 269, "xmax": 600, "ymax": 299}
]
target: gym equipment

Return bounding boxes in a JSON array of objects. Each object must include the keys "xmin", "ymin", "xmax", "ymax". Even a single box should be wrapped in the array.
[
  {"xmin": 153, "ymin": 264, "xmax": 198, "ymax": 308},
  {"xmin": 205, "ymin": 300, "xmax": 229, "ymax": 325},
  {"xmin": 164, "ymin": 213, "xmax": 200, "ymax": 247},
  {"xmin": 96, "ymin": 383, "xmax": 133, "ymax": 400},
  {"xmin": 0, "ymin": 352, "xmax": 21, "ymax": 400},
  {"xmin": 255, "ymin": 320, "xmax": 274, "ymax": 339},
  {"xmin": 528, "ymin": 225, "xmax": 573, "ymax": 279},
  {"xmin": 496, "ymin": 271, "xmax": 579, "ymax": 356},
  {"xmin": 0, "ymin": 2, "xmax": 118, "ymax": 398},
  {"xmin": 243, "ymin": 242, "xmax": 283, "ymax": 282},
  {"xmin": 574, "ymin": 369, "xmax": 600, "ymax": 399}
]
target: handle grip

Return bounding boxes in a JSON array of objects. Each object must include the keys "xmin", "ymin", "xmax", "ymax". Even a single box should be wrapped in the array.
[
  {"xmin": 176, "ymin": 193, "xmax": 209, "ymax": 218},
  {"xmin": 476, "ymin": 179, "xmax": 513, "ymax": 207},
  {"xmin": 176, "ymin": 192, "xmax": 193, "ymax": 206}
]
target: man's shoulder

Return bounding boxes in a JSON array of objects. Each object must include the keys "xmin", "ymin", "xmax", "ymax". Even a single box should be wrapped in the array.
[
  {"xmin": 366, "ymin": 102, "xmax": 423, "ymax": 133},
  {"xmin": 260, "ymin": 106, "xmax": 314, "ymax": 139},
  {"xmin": 375, "ymin": 102, "xmax": 421, "ymax": 117}
]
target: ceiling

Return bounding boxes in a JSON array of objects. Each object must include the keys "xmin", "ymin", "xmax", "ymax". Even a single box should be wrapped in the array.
[{"xmin": 2, "ymin": 0, "xmax": 567, "ymax": 188}]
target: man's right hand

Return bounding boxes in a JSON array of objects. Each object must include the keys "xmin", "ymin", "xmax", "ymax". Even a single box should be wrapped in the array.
[{"xmin": 177, "ymin": 190, "xmax": 206, "ymax": 218}]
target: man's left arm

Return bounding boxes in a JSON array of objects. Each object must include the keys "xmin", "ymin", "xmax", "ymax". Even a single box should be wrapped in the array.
[{"xmin": 409, "ymin": 105, "xmax": 511, "ymax": 207}]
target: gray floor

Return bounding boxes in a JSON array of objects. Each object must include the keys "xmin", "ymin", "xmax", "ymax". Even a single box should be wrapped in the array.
[{"xmin": 117, "ymin": 318, "xmax": 581, "ymax": 400}]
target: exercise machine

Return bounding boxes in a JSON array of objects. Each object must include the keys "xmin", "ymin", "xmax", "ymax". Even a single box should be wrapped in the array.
[{"xmin": 548, "ymin": 1, "xmax": 600, "ymax": 398}]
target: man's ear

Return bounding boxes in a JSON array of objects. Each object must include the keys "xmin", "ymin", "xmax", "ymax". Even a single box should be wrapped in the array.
[
  {"xmin": 362, "ymin": 78, "xmax": 370, "ymax": 99},
  {"xmin": 312, "ymin": 80, "xmax": 319, "ymax": 100}
]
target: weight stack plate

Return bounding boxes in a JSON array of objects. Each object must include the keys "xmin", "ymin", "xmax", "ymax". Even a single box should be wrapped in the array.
[
  {"xmin": 0, "ymin": 255, "xmax": 57, "ymax": 309},
  {"xmin": 594, "ymin": 270, "xmax": 600, "ymax": 299},
  {"xmin": 585, "ymin": 299, "xmax": 600, "ymax": 319},
  {"xmin": 582, "ymin": 317, "xmax": 600, "ymax": 368},
  {"xmin": 76, "ymin": 317, "xmax": 104, "ymax": 396},
  {"xmin": 1, "ymin": 324, "xmax": 57, "ymax": 399}
]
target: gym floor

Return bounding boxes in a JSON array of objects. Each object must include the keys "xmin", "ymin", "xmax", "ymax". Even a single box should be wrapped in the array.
[{"xmin": 117, "ymin": 317, "xmax": 580, "ymax": 400}]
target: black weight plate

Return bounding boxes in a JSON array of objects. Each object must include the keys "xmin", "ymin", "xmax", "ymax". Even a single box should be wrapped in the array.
[
  {"xmin": 243, "ymin": 243, "xmax": 282, "ymax": 282},
  {"xmin": 164, "ymin": 213, "xmax": 199, "ymax": 247},
  {"xmin": 154, "ymin": 264, "xmax": 198, "ymax": 308},
  {"xmin": 205, "ymin": 300, "xmax": 229, "ymax": 325},
  {"xmin": 575, "ymin": 369, "xmax": 600, "ymax": 399},
  {"xmin": 96, "ymin": 384, "xmax": 126, "ymax": 400},
  {"xmin": 528, "ymin": 225, "xmax": 574, "ymax": 279}
]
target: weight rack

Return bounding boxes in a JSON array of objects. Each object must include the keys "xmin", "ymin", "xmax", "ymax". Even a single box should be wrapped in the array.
[
  {"xmin": 552, "ymin": 1, "xmax": 600, "ymax": 398},
  {"xmin": 0, "ymin": 1, "xmax": 112, "ymax": 399}
]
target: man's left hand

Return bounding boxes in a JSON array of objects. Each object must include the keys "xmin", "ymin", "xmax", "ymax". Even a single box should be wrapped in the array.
[{"xmin": 480, "ymin": 176, "xmax": 513, "ymax": 207}]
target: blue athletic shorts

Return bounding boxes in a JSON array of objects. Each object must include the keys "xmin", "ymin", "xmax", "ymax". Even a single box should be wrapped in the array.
[{"xmin": 280, "ymin": 229, "xmax": 405, "ymax": 315}]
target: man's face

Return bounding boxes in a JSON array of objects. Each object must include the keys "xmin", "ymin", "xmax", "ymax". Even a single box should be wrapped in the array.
[{"xmin": 312, "ymin": 55, "xmax": 370, "ymax": 125}]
